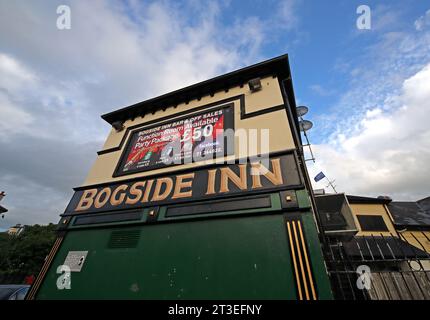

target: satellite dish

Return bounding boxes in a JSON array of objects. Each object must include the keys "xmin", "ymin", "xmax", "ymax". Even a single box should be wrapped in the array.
[
  {"xmin": 296, "ymin": 106, "xmax": 309, "ymax": 117},
  {"xmin": 299, "ymin": 120, "xmax": 313, "ymax": 132}
]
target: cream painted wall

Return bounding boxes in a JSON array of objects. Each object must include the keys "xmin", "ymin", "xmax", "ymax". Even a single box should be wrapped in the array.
[
  {"xmin": 82, "ymin": 76, "xmax": 295, "ymax": 187},
  {"xmin": 398, "ymin": 231, "xmax": 430, "ymax": 270},
  {"xmin": 351, "ymin": 203, "xmax": 430, "ymax": 257},
  {"xmin": 350, "ymin": 203, "xmax": 398, "ymax": 236},
  {"xmin": 398, "ymin": 231, "xmax": 430, "ymax": 252},
  {"xmin": 101, "ymin": 76, "xmax": 284, "ymax": 151}
]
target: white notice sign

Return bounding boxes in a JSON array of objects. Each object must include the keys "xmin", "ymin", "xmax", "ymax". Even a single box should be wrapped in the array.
[{"xmin": 63, "ymin": 251, "xmax": 88, "ymax": 272}]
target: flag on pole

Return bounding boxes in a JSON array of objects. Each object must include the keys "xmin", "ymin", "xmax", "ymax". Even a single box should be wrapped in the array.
[{"xmin": 314, "ymin": 171, "xmax": 325, "ymax": 182}]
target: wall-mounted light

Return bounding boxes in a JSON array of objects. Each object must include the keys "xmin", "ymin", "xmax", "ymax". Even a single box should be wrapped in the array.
[
  {"xmin": 112, "ymin": 121, "xmax": 124, "ymax": 132},
  {"xmin": 248, "ymin": 77, "xmax": 262, "ymax": 92}
]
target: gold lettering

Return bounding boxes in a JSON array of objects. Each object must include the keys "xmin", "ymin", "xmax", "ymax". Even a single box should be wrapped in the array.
[
  {"xmin": 151, "ymin": 178, "xmax": 173, "ymax": 202},
  {"xmin": 110, "ymin": 184, "xmax": 128, "ymax": 206},
  {"xmin": 206, "ymin": 169, "xmax": 217, "ymax": 195},
  {"xmin": 142, "ymin": 180, "xmax": 154, "ymax": 203},
  {"xmin": 172, "ymin": 173, "xmax": 195, "ymax": 199},
  {"xmin": 75, "ymin": 189, "xmax": 98, "ymax": 211},
  {"xmin": 220, "ymin": 164, "xmax": 247, "ymax": 192},
  {"xmin": 94, "ymin": 187, "xmax": 112, "ymax": 209},
  {"xmin": 251, "ymin": 158, "xmax": 284, "ymax": 188},
  {"xmin": 126, "ymin": 181, "xmax": 145, "ymax": 205}
]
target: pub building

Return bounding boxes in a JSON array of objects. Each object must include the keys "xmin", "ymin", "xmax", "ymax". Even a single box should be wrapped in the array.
[{"xmin": 27, "ymin": 54, "xmax": 334, "ymax": 300}]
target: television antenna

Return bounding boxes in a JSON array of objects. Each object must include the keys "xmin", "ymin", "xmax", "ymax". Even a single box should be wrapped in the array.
[{"xmin": 325, "ymin": 178, "xmax": 338, "ymax": 193}]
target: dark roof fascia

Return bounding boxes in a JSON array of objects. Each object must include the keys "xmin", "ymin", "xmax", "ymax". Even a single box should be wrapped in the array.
[
  {"xmin": 418, "ymin": 196, "xmax": 430, "ymax": 203},
  {"xmin": 389, "ymin": 201, "xmax": 430, "ymax": 228},
  {"xmin": 343, "ymin": 236, "xmax": 429, "ymax": 259},
  {"xmin": 281, "ymin": 58, "xmax": 300, "ymax": 144},
  {"xmin": 101, "ymin": 54, "xmax": 293, "ymax": 125},
  {"xmin": 346, "ymin": 195, "xmax": 392, "ymax": 205},
  {"xmin": 394, "ymin": 224, "xmax": 430, "ymax": 231}
]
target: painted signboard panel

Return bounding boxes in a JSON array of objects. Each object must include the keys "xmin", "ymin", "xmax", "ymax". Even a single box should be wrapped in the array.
[
  {"xmin": 65, "ymin": 152, "xmax": 302, "ymax": 215},
  {"xmin": 114, "ymin": 104, "xmax": 235, "ymax": 176}
]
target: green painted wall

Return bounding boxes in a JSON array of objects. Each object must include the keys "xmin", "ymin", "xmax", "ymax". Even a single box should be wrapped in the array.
[
  {"xmin": 301, "ymin": 212, "xmax": 333, "ymax": 299},
  {"xmin": 37, "ymin": 214, "xmax": 298, "ymax": 299}
]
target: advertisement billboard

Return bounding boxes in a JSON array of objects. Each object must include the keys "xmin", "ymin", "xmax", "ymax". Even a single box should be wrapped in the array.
[{"xmin": 114, "ymin": 104, "xmax": 234, "ymax": 176}]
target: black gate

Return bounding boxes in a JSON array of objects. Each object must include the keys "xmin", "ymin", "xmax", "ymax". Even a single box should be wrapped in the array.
[{"xmin": 323, "ymin": 232, "xmax": 430, "ymax": 300}]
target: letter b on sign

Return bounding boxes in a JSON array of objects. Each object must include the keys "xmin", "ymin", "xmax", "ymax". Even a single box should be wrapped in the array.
[
  {"xmin": 356, "ymin": 5, "xmax": 371, "ymax": 30},
  {"xmin": 57, "ymin": 5, "xmax": 71, "ymax": 30}
]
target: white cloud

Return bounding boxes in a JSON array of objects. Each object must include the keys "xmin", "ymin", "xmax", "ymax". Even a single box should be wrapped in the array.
[
  {"xmin": 313, "ymin": 18, "xmax": 430, "ymax": 145},
  {"xmin": 0, "ymin": 173, "xmax": 74, "ymax": 227},
  {"xmin": 365, "ymin": 108, "xmax": 382, "ymax": 118},
  {"xmin": 372, "ymin": 5, "xmax": 402, "ymax": 31},
  {"xmin": 415, "ymin": 9, "xmax": 430, "ymax": 31},
  {"xmin": 0, "ymin": 53, "xmax": 36, "ymax": 89},
  {"xmin": 306, "ymin": 8, "xmax": 430, "ymax": 202},
  {"xmin": 277, "ymin": 0, "xmax": 300, "ymax": 31},
  {"xmin": 0, "ymin": 93, "xmax": 33, "ymax": 136},
  {"xmin": 0, "ymin": 54, "xmax": 36, "ymax": 136},
  {"xmin": 310, "ymin": 84, "xmax": 336, "ymax": 97},
  {"xmin": 0, "ymin": 0, "xmax": 301, "ymax": 228},
  {"xmin": 308, "ymin": 63, "xmax": 430, "ymax": 201}
]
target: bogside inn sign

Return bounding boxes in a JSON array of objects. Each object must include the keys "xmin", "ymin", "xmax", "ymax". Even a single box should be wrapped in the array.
[{"xmin": 65, "ymin": 153, "xmax": 302, "ymax": 215}]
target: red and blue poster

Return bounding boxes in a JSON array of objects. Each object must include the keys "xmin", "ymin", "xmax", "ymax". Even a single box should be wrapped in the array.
[{"xmin": 115, "ymin": 104, "xmax": 234, "ymax": 176}]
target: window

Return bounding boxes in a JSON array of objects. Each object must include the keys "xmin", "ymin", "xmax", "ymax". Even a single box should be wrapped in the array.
[{"xmin": 357, "ymin": 215, "xmax": 389, "ymax": 232}]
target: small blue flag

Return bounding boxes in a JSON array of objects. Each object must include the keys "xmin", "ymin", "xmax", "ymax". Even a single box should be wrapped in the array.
[{"xmin": 314, "ymin": 171, "xmax": 325, "ymax": 182}]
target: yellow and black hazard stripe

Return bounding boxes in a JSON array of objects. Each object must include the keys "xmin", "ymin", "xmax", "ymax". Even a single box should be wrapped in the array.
[
  {"xmin": 26, "ymin": 234, "xmax": 64, "ymax": 300},
  {"xmin": 286, "ymin": 219, "xmax": 317, "ymax": 300}
]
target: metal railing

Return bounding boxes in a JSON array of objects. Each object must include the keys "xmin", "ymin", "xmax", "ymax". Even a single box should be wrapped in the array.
[{"xmin": 323, "ymin": 232, "xmax": 430, "ymax": 300}]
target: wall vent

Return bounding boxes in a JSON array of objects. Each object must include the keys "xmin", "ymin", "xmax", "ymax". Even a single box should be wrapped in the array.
[{"xmin": 107, "ymin": 230, "xmax": 141, "ymax": 249}]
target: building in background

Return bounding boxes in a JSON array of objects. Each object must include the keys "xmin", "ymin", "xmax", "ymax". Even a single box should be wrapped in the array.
[
  {"xmin": 315, "ymin": 193, "xmax": 430, "ymax": 300},
  {"xmin": 7, "ymin": 224, "xmax": 25, "ymax": 236},
  {"xmin": 388, "ymin": 197, "xmax": 430, "ymax": 253}
]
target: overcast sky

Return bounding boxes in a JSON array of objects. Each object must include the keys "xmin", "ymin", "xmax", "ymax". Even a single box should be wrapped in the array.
[{"xmin": 1, "ymin": 0, "xmax": 429, "ymax": 230}]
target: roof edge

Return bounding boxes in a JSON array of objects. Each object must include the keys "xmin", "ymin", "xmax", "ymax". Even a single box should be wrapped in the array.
[
  {"xmin": 346, "ymin": 195, "xmax": 392, "ymax": 205},
  {"xmin": 101, "ymin": 54, "xmax": 292, "ymax": 125}
]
